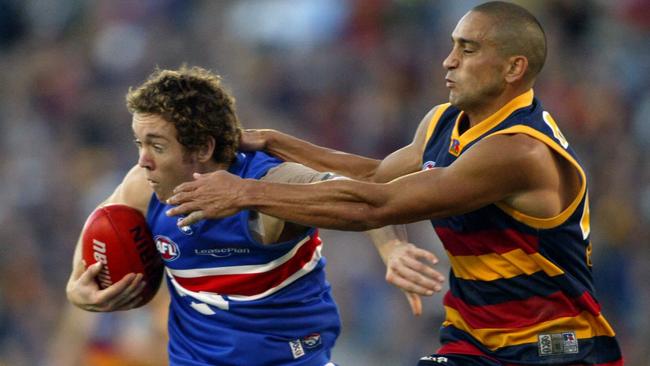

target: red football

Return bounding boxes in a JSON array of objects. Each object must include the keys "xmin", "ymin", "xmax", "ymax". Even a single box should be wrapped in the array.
[{"xmin": 81, "ymin": 204, "xmax": 164, "ymax": 308}]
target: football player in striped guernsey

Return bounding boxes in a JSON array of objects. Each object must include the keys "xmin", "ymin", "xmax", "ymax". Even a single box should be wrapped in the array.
[{"xmin": 167, "ymin": 2, "xmax": 623, "ymax": 365}]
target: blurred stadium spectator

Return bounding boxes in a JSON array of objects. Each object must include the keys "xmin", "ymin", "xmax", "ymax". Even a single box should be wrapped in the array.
[{"xmin": 0, "ymin": 1, "xmax": 647, "ymax": 365}]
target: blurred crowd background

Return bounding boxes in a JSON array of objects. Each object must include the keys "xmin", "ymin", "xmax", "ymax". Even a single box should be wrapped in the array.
[{"xmin": 0, "ymin": 0, "xmax": 648, "ymax": 365}]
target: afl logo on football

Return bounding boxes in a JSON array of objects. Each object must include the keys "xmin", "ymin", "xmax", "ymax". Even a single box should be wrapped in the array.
[
  {"xmin": 422, "ymin": 160, "xmax": 436, "ymax": 170},
  {"xmin": 155, "ymin": 235, "xmax": 180, "ymax": 261}
]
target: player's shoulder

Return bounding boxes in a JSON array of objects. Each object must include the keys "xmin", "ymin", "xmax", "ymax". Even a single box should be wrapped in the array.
[
  {"xmin": 106, "ymin": 165, "xmax": 152, "ymax": 215},
  {"xmin": 478, "ymin": 133, "xmax": 554, "ymax": 168},
  {"xmin": 413, "ymin": 102, "xmax": 455, "ymax": 146}
]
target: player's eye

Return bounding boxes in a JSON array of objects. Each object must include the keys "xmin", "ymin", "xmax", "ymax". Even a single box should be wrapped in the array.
[
  {"xmin": 153, "ymin": 144, "xmax": 164, "ymax": 153},
  {"xmin": 133, "ymin": 139, "xmax": 142, "ymax": 148}
]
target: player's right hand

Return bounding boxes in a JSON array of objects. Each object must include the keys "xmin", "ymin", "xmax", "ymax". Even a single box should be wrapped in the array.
[
  {"xmin": 239, "ymin": 129, "xmax": 272, "ymax": 151},
  {"xmin": 66, "ymin": 259, "xmax": 145, "ymax": 312}
]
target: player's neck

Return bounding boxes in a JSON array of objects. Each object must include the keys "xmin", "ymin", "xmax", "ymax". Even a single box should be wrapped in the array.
[
  {"xmin": 465, "ymin": 87, "xmax": 530, "ymax": 127},
  {"xmin": 198, "ymin": 160, "xmax": 230, "ymax": 174}
]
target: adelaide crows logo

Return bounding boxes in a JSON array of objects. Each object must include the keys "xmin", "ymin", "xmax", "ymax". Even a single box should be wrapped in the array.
[{"xmin": 449, "ymin": 138, "xmax": 461, "ymax": 156}]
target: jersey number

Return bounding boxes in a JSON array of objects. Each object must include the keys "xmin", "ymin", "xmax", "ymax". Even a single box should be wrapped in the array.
[{"xmin": 543, "ymin": 111, "xmax": 569, "ymax": 149}]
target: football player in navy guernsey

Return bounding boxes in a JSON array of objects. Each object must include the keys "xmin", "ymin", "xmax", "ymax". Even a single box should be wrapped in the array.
[
  {"xmin": 65, "ymin": 66, "xmax": 445, "ymax": 366},
  {"xmin": 166, "ymin": 2, "xmax": 623, "ymax": 366}
]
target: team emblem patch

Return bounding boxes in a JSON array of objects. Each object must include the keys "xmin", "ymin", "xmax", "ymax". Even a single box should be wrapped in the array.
[
  {"xmin": 155, "ymin": 235, "xmax": 180, "ymax": 261},
  {"xmin": 301, "ymin": 333, "xmax": 322, "ymax": 349},
  {"xmin": 177, "ymin": 217, "xmax": 194, "ymax": 235},
  {"xmin": 449, "ymin": 138, "xmax": 461, "ymax": 156}
]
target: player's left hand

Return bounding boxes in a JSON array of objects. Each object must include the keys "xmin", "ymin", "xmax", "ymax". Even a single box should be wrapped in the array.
[
  {"xmin": 383, "ymin": 242, "xmax": 445, "ymax": 316},
  {"xmin": 167, "ymin": 171, "xmax": 246, "ymax": 226}
]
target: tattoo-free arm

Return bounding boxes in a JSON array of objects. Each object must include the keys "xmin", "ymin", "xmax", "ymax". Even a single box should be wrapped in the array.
[
  {"xmin": 241, "ymin": 106, "xmax": 438, "ymax": 182},
  {"xmin": 169, "ymin": 133, "xmax": 546, "ymax": 230}
]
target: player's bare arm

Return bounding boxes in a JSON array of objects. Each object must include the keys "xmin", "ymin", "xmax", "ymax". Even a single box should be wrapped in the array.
[
  {"xmin": 241, "ymin": 106, "xmax": 440, "ymax": 183},
  {"xmin": 254, "ymin": 162, "xmax": 445, "ymax": 311},
  {"xmin": 66, "ymin": 165, "xmax": 152, "ymax": 312},
  {"xmin": 168, "ymin": 133, "xmax": 576, "ymax": 231}
]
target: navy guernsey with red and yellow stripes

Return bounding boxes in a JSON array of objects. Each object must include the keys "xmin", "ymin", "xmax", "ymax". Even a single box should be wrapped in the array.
[{"xmin": 422, "ymin": 90, "xmax": 622, "ymax": 365}]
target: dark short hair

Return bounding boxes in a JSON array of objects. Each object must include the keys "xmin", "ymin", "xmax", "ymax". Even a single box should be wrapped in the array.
[
  {"xmin": 471, "ymin": 1, "xmax": 547, "ymax": 82},
  {"xmin": 126, "ymin": 65, "xmax": 241, "ymax": 164}
]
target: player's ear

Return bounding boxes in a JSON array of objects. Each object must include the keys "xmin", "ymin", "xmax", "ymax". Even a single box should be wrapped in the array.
[
  {"xmin": 505, "ymin": 55, "xmax": 528, "ymax": 83},
  {"xmin": 197, "ymin": 136, "xmax": 216, "ymax": 163}
]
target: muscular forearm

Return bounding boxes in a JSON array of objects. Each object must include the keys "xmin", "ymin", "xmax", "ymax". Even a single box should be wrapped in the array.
[
  {"xmin": 239, "ymin": 178, "xmax": 406, "ymax": 231},
  {"xmin": 264, "ymin": 130, "xmax": 381, "ymax": 180}
]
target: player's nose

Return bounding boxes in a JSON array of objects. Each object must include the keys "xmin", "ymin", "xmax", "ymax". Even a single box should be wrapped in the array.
[
  {"xmin": 443, "ymin": 50, "xmax": 459, "ymax": 70},
  {"xmin": 138, "ymin": 150, "xmax": 154, "ymax": 170}
]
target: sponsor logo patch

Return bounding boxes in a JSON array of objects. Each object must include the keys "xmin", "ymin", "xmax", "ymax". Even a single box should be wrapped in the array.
[
  {"xmin": 538, "ymin": 331, "xmax": 579, "ymax": 356},
  {"xmin": 194, "ymin": 247, "xmax": 250, "ymax": 258}
]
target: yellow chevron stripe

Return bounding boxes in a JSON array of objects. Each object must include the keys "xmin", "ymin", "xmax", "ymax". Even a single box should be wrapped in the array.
[
  {"xmin": 443, "ymin": 306, "xmax": 616, "ymax": 351},
  {"xmin": 448, "ymin": 249, "xmax": 564, "ymax": 281}
]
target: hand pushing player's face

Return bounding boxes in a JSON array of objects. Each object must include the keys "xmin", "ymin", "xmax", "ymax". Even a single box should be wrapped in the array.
[
  {"xmin": 443, "ymin": 11, "xmax": 509, "ymax": 111},
  {"xmin": 132, "ymin": 113, "xmax": 199, "ymax": 201}
]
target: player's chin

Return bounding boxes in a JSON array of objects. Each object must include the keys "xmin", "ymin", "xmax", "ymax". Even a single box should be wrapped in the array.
[
  {"xmin": 448, "ymin": 92, "xmax": 460, "ymax": 106},
  {"xmin": 154, "ymin": 187, "xmax": 172, "ymax": 203}
]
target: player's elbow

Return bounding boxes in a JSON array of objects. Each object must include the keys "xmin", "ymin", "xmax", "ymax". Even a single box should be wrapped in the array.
[{"xmin": 353, "ymin": 204, "xmax": 399, "ymax": 230}]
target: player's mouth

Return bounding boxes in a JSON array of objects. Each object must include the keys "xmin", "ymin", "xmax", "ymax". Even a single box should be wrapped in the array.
[
  {"xmin": 445, "ymin": 78, "xmax": 455, "ymax": 88},
  {"xmin": 147, "ymin": 178, "xmax": 159, "ymax": 186}
]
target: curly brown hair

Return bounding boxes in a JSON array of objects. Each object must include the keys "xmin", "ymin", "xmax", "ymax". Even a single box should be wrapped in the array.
[{"xmin": 126, "ymin": 66, "xmax": 241, "ymax": 165}]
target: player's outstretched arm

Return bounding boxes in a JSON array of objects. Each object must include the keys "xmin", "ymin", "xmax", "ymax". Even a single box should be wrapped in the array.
[
  {"xmin": 241, "ymin": 129, "xmax": 381, "ymax": 180},
  {"xmin": 66, "ymin": 165, "xmax": 152, "ymax": 312},
  {"xmin": 240, "ymin": 106, "xmax": 439, "ymax": 183},
  {"xmin": 167, "ymin": 133, "xmax": 551, "ymax": 230}
]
